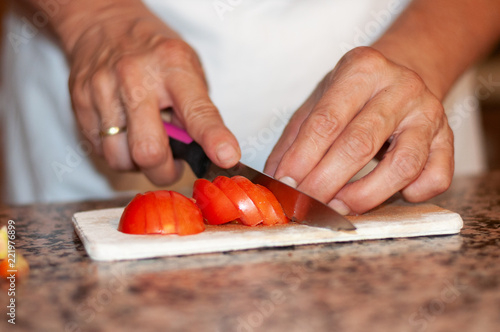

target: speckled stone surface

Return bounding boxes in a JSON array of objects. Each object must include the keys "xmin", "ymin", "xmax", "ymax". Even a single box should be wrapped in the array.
[{"xmin": 1, "ymin": 172, "xmax": 500, "ymax": 332}]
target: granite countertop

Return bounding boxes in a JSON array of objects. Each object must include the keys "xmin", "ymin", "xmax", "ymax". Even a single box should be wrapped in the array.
[{"xmin": 1, "ymin": 172, "xmax": 499, "ymax": 332}]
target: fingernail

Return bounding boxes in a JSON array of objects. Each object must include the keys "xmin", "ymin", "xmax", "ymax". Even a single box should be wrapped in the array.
[
  {"xmin": 328, "ymin": 199, "xmax": 351, "ymax": 216},
  {"xmin": 216, "ymin": 143, "xmax": 238, "ymax": 165},
  {"xmin": 278, "ymin": 176, "xmax": 298, "ymax": 188}
]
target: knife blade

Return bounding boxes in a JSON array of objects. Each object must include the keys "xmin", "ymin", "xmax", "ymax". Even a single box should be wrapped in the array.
[{"xmin": 164, "ymin": 122, "xmax": 356, "ymax": 231}]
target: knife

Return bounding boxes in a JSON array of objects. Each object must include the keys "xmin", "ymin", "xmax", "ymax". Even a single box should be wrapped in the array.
[{"xmin": 164, "ymin": 121, "xmax": 356, "ymax": 231}]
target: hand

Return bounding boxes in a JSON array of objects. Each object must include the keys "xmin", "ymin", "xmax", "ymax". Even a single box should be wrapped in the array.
[
  {"xmin": 66, "ymin": 1, "xmax": 240, "ymax": 185},
  {"xmin": 265, "ymin": 47, "xmax": 454, "ymax": 215}
]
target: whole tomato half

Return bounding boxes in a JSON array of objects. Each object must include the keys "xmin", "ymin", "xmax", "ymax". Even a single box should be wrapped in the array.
[
  {"xmin": 193, "ymin": 176, "xmax": 288, "ymax": 226},
  {"xmin": 118, "ymin": 190, "xmax": 205, "ymax": 236}
]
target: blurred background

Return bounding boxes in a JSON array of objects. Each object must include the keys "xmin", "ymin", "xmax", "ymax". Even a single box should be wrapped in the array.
[{"xmin": 0, "ymin": 3, "xmax": 499, "ymax": 205}]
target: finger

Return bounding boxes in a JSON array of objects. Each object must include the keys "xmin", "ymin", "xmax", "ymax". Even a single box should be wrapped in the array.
[
  {"xmin": 296, "ymin": 87, "xmax": 408, "ymax": 202},
  {"xmin": 166, "ymin": 69, "xmax": 241, "ymax": 168},
  {"xmin": 264, "ymin": 96, "xmax": 315, "ymax": 176},
  {"xmin": 118, "ymin": 63, "xmax": 182, "ymax": 185},
  {"xmin": 272, "ymin": 66, "xmax": 380, "ymax": 186},
  {"xmin": 331, "ymin": 125, "xmax": 435, "ymax": 215},
  {"xmin": 69, "ymin": 70, "xmax": 103, "ymax": 155},
  {"xmin": 89, "ymin": 68, "xmax": 134, "ymax": 171},
  {"xmin": 401, "ymin": 125, "xmax": 454, "ymax": 202}
]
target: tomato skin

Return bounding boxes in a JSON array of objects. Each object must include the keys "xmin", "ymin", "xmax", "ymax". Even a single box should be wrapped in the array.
[
  {"xmin": 193, "ymin": 179, "xmax": 240, "ymax": 225},
  {"xmin": 193, "ymin": 176, "xmax": 289, "ymax": 227},
  {"xmin": 171, "ymin": 191, "xmax": 205, "ymax": 235},
  {"xmin": 256, "ymin": 184, "xmax": 289, "ymax": 225},
  {"xmin": 213, "ymin": 176, "xmax": 262, "ymax": 226},
  {"xmin": 231, "ymin": 176, "xmax": 278, "ymax": 226},
  {"xmin": 118, "ymin": 190, "xmax": 205, "ymax": 235}
]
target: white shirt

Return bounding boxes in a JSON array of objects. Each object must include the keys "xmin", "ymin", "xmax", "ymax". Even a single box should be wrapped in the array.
[{"xmin": 0, "ymin": 0, "xmax": 485, "ymax": 204}]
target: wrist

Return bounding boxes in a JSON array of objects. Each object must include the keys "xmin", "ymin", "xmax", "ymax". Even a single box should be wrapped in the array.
[
  {"xmin": 371, "ymin": 40, "xmax": 448, "ymax": 100},
  {"xmin": 43, "ymin": 0, "xmax": 153, "ymax": 55}
]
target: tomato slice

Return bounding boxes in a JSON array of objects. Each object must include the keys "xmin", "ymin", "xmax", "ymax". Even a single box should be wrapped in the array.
[
  {"xmin": 118, "ymin": 192, "xmax": 148, "ymax": 234},
  {"xmin": 256, "ymin": 184, "xmax": 289, "ymax": 225},
  {"xmin": 193, "ymin": 179, "xmax": 240, "ymax": 225},
  {"xmin": 118, "ymin": 190, "xmax": 205, "ymax": 235},
  {"xmin": 152, "ymin": 191, "xmax": 176, "ymax": 234},
  {"xmin": 171, "ymin": 191, "xmax": 205, "ymax": 235},
  {"xmin": 212, "ymin": 176, "xmax": 263, "ymax": 226},
  {"xmin": 231, "ymin": 176, "xmax": 280, "ymax": 225}
]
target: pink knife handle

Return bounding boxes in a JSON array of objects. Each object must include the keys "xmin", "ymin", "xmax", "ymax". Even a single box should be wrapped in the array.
[
  {"xmin": 162, "ymin": 121, "xmax": 210, "ymax": 178},
  {"xmin": 163, "ymin": 121, "xmax": 193, "ymax": 144}
]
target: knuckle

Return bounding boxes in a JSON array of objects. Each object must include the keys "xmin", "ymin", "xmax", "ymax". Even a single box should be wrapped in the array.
[
  {"xmin": 89, "ymin": 69, "xmax": 109, "ymax": 91},
  {"xmin": 183, "ymin": 98, "xmax": 216, "ymax": 119},
  {"xmin": 427, "ymin": 169, "xmax": 452, "ymax": 196},
  {"xmin": 345, "ymin": 46, "xmax": 387, "ymax": 71},
  {"xmin": 70, "ymin": 89, "xmax": 87, "ymax": 110},
  {"xmin": 182, "ymin": 100, "xmax": 219, "ymax": 139},
  {"xmin": 391, "ymin": 147, "xmax": 426, "ymax": 182},
  {"xmin": 417, "ymin": 98, "xmax": 446, "ymax": 132},
  {"xmin": 69, "ymin": 78, "xmax": 89, "ymax": 108},
  {"xmin": 130, "ymin": 136, "xmax": 165, "ymax": 168},
  {"xmin": 339, "ymin": 127, "xmax": 376, "ymax": 162},
  {"xmin": 306, "ymin": 109, "xmax": 342, "ymax": 141},
  {"xmin": 427, "ymin": 98, "xmax": 445, "ymax": 121},
  {"xmin": 399, "ymin": 69, "xmax": 427, "ymax": 95},
  {"xmin": 158, "ymin": 39, "xmax": 197, "ymax": 66},
  {"xmin": 115, "ymin": 56, "xmax": 140, "ymax": 78}
]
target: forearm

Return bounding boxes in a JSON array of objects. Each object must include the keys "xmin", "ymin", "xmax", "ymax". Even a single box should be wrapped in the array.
[
  {"xmin": 16, "ymin": 0, "xmax": 162, "ymax": 55},
  {"xmin": 372, "ymin": 0, "xmax": 500, "ymax": 99}
]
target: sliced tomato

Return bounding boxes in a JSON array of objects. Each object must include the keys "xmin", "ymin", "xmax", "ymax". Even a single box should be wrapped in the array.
[
  {"xmin": 212, "ymin": 176, "xmax": 263, "ymax": 226},
  {"xmin": 231, "ymin": 176, "xmax": 280, "ymax": 226},
  {"xmin": 118, "ymin": 192, "xmax": 149, "ymax": 234},
  {"xmin": 193, "ymin": 179, "xmax": 239, "ymax": 225},
  {"xmin": 118, "ymin": 190, "xmax": 205, "ymax": 235},
  {"xmin": 256, "ymin": 184, "xmax": 289, "ymax": 225},
  {"xmin": 153, "ymin": 191, "xmax": 176, "ymax": 234},
  {"xmin": 171, "ymin": 191, "xmax": 205, "ymax": 235},
  {"xmin": 193, "ymin": 176, "xmax": 289, "ymax": 227}
]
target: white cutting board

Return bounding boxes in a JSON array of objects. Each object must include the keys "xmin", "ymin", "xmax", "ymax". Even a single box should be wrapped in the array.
[{"xmin": 72, "ymin": 199, "xmax": 463, "ymax": 261}]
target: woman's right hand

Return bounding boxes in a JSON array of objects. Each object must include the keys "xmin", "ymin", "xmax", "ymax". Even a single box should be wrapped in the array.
[{"xmin": 52, "ymin": 0, "xmax": 241, "ymax": 184}]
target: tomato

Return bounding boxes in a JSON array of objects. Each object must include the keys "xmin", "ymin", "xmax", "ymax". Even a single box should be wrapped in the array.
[
  {"xmin": 0, "ymin": 226, "xmax": 30, "ymax": 280},
  {"xmin": 231, "ymin": 176, "xmax": 280, "ymax": 226},
  {"xmin": 255, "ymin": 184, "xmax": 289, "ymax": 225},
  {"xmin": 0, "ymin": 226, "xmax": 7, "ymax": 260},
  {"xmin": 212, "ymin": 176, "xmax": 263, "ymax": 226},
  {"xmin": 192, "ymin": 179, "xmax": 239, "ymax": 225},
  {"xmin": 193, "ymin": 176, "xmax": 289, "ymax": 226},
  {"xmin": 0, "ymin": 252, "xmax": 30, "ymax": 280},
  {"xmin": 118, "ymin": 190, "xmax": 205, "ymax": 235}
]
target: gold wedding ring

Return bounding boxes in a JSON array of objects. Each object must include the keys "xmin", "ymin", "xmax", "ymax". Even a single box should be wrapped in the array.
[{"xmin": 99, "ymin": 126, "xmax": 127, "ymax": 137}]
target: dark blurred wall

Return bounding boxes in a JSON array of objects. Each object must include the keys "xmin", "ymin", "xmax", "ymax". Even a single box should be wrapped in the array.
[
  {"xmin": 0, "ymin": 1, "xmax": 5, "ymax": 204},
  {"xmin": 0, "ymin": 1, "xmax": 5, "ymax": 37}
]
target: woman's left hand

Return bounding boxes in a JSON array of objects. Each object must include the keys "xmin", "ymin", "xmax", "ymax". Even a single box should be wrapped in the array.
[{"xmin": 265, "ymin": 47, "xmax": 454, "ymax": 215}]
